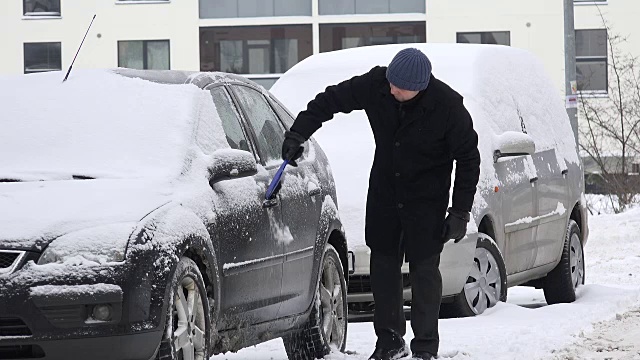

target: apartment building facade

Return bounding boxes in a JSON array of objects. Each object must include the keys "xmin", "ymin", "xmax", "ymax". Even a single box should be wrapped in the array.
[{"xmin": 1, "ymin": 0, "xmax": 638, "ymax": 94}]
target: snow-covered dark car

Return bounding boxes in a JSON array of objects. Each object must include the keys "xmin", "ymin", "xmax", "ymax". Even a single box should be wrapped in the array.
[{"xmin": 0, "ymin": 69, "xmax": 349, "ymax": 360}]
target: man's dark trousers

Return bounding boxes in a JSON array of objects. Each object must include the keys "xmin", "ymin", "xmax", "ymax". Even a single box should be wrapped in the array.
[{"xmin": 370, "ymin": 248, "xmax": 442, "ymax": 356}]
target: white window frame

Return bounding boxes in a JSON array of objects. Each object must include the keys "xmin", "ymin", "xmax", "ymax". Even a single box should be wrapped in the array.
[
  {"xmin": 23, "ymin": 0, "xmax": 61, "ymax": 17},
  {"xmin": 574, "ymin": 0, "xmax": 607, "ymax": 6}
]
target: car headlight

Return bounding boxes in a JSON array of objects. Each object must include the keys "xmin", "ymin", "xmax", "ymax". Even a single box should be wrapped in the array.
[{"xmin": 37, "ymin": 222, "xmax": 137, "ymax": 265}]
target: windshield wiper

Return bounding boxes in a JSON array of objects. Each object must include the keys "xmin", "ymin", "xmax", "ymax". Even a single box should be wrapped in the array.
[
  {"xmin": 0, "ymin": 175, "xmax": 95, "ymax": 182},
  {"xmin": 72, "ymin": 175, "xmax": 95, "ymax": 180}
]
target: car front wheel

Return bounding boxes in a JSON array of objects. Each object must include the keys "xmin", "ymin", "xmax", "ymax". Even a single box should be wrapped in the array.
[
  {"xmin": 283, "ymin": 244, "xmax": 348, "ymax": 360},
  {"xmin": 441, "ymin": 233, "xmax": 507, "ymax": 317},
  {"xmin": 156, "ymin": 257, "xmax": 210, "ymax": 360}
]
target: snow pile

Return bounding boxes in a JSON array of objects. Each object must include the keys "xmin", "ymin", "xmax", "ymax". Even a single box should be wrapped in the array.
[
  {"xmin": 584, "ymin": 207, "xmax": 640, "ymax": 288},
  {"xmin": 271, "ymin": 43, "xmax": 578, "ymax": 249},
  {"xmin": 549, "ymin": 304, "xmax": 640, "ymax": 359}
]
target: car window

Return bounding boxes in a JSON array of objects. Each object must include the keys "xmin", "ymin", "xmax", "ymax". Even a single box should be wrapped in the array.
[
  {"xmin": 232, "ymin": 86, "xmax": 285, "ymax": 165},
  {"xmin": 210, "ymin": 87, "xmax": 251, "ymax": 153},
  {"xmin": 269, "ymin": 96, "xmax": 309, "ymax": 159},
  {"xmin": 270, "ymin": 98, "xmax": 295, "ymax": 129}
]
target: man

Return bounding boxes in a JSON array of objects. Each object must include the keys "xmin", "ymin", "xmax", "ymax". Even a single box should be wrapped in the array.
[{"xmin": 281, "ymin": 48, "xmax": 480, "ymax": 360}]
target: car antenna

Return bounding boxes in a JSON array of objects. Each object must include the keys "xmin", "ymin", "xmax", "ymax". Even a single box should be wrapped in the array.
[{"xmin": 63, "ymin": 14, "xmax": 96, "ymax": 82}]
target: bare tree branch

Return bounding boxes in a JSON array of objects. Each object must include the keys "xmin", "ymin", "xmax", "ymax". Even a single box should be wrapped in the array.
[{"xmin": 579, "ymin": 6, "xmax": 640, "ymax": 212}]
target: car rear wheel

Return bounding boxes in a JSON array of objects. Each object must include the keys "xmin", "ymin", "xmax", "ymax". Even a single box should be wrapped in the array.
[
  {"xmin": 441, "ymin": 233, "xmax": 507, "ymax": 317},
  {"xmin": 543, "ymin": 220, "xmax": 585, "ymax": 305},
  {"xmin": 156, "ymin": 257, "xmax": 210, "ymax": 360},
  {"xmin": 282, "ymin": 244, "xmax": 348, "ymax": 360}
]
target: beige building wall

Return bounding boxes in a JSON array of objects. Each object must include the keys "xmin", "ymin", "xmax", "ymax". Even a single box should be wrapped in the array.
[
  {"xmin": 1, "ymin": 0, "xmax": 639, "ymax": 96},
  {"xmin": 426, "ymin": 0, "xmax": 566, "ymax": 94},
  {"xmin": 575, "ymin": 2, "xmax": 640, "ymax": 64},
  {"xmin": 0, "ymin": 0, "xmax": 200, "ymax": 75}
]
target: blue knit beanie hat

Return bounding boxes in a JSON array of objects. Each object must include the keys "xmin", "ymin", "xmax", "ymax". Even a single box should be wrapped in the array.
[{"xmin": 386, "ymin": 48, "xmax": 432, "ymax": 91}]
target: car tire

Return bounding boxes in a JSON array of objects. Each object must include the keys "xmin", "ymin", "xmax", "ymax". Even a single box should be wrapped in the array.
[
  {"xmin": 282, "ymin": 244, "xmax": 348, "ymax": 360},
  {"xmin": 441, "ymin": 233, "xmax": 507, "ymax": 317},
  {"xmin": 156, "ymin": 257, "xmax": 210, "ymax": 360},
  {"xmin": 543, "ymin": 220, "xmax": 585, "ymax": 305}
]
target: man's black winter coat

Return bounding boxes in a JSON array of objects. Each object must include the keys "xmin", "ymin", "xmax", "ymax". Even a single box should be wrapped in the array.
[{"xmin": 290, "ymin": 66, "xmax": 481, "ymax": 262}]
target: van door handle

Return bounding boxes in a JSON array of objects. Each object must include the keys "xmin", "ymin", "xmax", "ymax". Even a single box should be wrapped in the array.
[
  {"xmin": 530, "ymin": 177, "xmax": 539, "ymax": 183},
  {"xmin": 262, "ymin": 198, "xmax": 279, "ymax": 209},
  {"xmin": 562, "ymin": 169, "xmax": 569, "ymax": 175}
]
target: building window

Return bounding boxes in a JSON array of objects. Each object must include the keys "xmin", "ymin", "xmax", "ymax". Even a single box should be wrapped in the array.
[
  {"xmin": 24, "ymin": 42, "xmax": 61, "ymax": 74},
  {"xmin": 319, "ymin": 0, "xmax": 424, "ymax": 15},
  {"xmin": 118, "ymin": 40, "xmax": 170, "ymax": 70},
  {"xmin": 200, "ymin": 25, "xmax": 312, "ymax": 75},
  {"xmin": 576, "ymin": 29, "xmax": 607, "ymax": 93},
  {"xmin": 199, "ymin": 0, "xmax": 311, "ymax": 18},
  {"xmin": 320, "ymin": 22, "xmax": 426, "ymax": 53},
  {"xmin": 456, "ymin": 31, "xmax": 510, "ymax": 46},
  {"xmin": 23, "ymin": 0, "xmax": 61, "ymax": 16}
]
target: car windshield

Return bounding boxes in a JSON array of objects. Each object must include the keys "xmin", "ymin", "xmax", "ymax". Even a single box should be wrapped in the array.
[{"xmin": 0, "ymin": 70, "xmax": 203, "ymax": 181}]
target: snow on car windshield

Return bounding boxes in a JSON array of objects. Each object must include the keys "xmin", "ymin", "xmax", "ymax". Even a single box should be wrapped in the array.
[{"xmin": 0, "ymin": 69, "xmax": 205, "ymax": 180}]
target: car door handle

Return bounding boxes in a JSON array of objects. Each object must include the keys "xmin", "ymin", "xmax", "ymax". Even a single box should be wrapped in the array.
[
  {"xmin": 530, "ymin": 177, "xmax": 539, "ymax": 183},
  {"xmin": 262, "ymin": 198, "xmax": 279, "ymax": 209},
  {"xmin": 308, "ymin": 187, "xmax": 321, "ymax": 197}
]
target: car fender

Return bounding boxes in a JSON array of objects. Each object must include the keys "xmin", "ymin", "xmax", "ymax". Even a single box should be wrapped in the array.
[
  {"xmin": 126, "ymin": 203, "xmax": 221, "ymax": 330},
  {"xmin": 306, "ymin": 194, "xmax": 347, "ymax": 309}
]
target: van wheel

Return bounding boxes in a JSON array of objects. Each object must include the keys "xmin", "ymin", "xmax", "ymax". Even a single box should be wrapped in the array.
[
  {"xmin": 543, "ymin": 220, "xmax": 585, "ymax": 304},
  {"xmin": 156, "ymin": 257, "xmax": 210, "ymax": 360},
  {"xmin": 283, "ymin": 244, "xmax": 348, "ymax": 360},
  {"xmin": 441, "ymin": 233, "xmax": 507, "ymax": 317}
]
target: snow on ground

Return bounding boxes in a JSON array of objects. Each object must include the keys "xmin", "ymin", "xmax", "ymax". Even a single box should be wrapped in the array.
[
  {"xmin": 549, "ymin": 305, "xmax": 640, "ymax": 360},
  {"xmin": 211, "ymin": 207, "xmax": 640, "ymax": 360}
]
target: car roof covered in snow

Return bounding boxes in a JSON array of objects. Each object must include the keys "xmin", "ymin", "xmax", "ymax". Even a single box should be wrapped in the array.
[{"xmin": 113, "ymin": 68, "xmax": 258, "ymax": 88}]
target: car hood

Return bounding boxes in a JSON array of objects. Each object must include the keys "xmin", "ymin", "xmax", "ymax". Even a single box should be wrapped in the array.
[{"xmin": 0, "ymin": 179, "xmax": 173, "ymax": 251}]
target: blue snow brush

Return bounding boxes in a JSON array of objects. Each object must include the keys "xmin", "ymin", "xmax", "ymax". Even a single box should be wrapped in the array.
[{"xmin": 265, "ymin": 160, "xmax": 289, "ymax": 200}]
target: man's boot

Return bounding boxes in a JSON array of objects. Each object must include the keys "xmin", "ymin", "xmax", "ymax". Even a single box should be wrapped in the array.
[{"xmin": 368, "ymin": 343, "xmax": 410, "ymax": 360}]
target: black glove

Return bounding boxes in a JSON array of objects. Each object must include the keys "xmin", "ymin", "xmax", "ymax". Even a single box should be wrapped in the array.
[
  {"xmin": 441, "ymin": 208, "xmax": 470, "ymax": 243},
  {"xmin": 281, "ymin": 130, "xmax": 306, "ymax": 166}
]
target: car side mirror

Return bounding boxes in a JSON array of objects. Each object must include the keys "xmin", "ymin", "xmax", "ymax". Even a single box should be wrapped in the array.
[
  {"xmin": 493, "ymin": 131, "xmax": 536, "ymax": 163},
  {"xmin": 209, "ymin": 149, "xmax": 258, "ymax": 182}
]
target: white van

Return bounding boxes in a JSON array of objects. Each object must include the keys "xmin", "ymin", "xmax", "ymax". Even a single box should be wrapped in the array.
[{"xmin": 270, "ymin": 43, "xmax": 589, "ymax": 317}]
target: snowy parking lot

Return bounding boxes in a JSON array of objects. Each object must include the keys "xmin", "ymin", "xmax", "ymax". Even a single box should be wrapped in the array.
[{"xmin": 215, "ymin": 206, "xmax": 640, "ymax": 360}]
